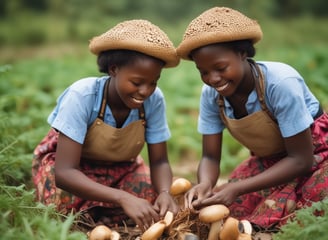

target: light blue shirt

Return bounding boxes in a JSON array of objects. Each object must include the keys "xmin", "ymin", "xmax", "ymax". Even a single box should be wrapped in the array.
[
  {"xmin": 48, "ymin": 76, "xmax": 170, "ymax": 144},
  {"xmin": 198, "ymin": 61, "xmax": 320, "ymax": 138}
]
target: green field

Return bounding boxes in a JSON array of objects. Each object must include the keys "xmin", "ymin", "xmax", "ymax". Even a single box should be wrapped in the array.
[{"xmin": 1, "ymin": 6, "xmax": 328, "ymax": 239}]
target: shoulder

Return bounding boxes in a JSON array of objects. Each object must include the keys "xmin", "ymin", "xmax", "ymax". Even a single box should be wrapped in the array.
[
  {"xmin": 51, "ymin": 76, "xmax": 108, "ymax": 122},
  {"xmin": 257, "ymin": 61, "xmax": 302, "ymax": 82},
  {"xmin": 257, "ymin": 61, "xmax": 305, "ymax": 94},
  {"xmin": 67, "ymin": 76, "xmax": 108, "ymax": 97}
]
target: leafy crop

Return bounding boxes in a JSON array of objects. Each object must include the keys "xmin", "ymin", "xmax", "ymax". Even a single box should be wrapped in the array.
[{"xmin": 273, "ymin": 199, "xmax": 328, "ymax": 240}]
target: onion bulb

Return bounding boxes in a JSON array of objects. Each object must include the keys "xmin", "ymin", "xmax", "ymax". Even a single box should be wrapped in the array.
[
  {"xmin": 88, "ymin": 225, "xmax": 112, "ymax": 240},
  {"xmin": 141, "ymin": 221, "xmax": 166, "ymax": 240},
  {"xmin": 170, "ymin": 178, "xmax": 192, "ymax": 196}
]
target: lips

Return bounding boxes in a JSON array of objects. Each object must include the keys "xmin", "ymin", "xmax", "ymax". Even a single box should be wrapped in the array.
[
  {"xmin": 215, "ymin": 82, "xmax": 229, "ymax": 92},
  {"xmin": 132, "ymin": 97, "xmax": 144, "ymax": 104}
]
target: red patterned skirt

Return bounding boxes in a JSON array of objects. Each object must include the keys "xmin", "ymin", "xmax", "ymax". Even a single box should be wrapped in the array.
[
  {"xmin": 32, "ymin": 128, "xmax": 157, "ymax": 226},
  {"xmin": 227, "ymin": 113, "xmax": 328, "ymax": 230}
]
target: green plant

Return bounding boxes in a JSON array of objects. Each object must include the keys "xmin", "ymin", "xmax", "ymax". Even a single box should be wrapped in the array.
[
  {"xmin": 0, "ymin": 184, "xmax": 87, "ymax": 240},
  {"xmin": 273, "ymin": 199, "xmax": 328, "ymax": 240}
]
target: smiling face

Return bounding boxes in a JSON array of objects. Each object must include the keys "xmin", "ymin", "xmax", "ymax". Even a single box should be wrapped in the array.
[
  {"xmin": 109, "ymin": 56, "xmax": 164, "ymax": 109},
  {"xmin": 191, "ymin": 43, "xmax": 249, "ymax": 97}
]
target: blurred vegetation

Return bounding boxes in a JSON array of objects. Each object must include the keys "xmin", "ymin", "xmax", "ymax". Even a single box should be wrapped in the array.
[
  {"xmin": 1, "ymin": 0, "xmax": 328, "ymax": 47},
  {"xmin": 0, "ymin": 0, "xmax": 328, "ymax": 239}
]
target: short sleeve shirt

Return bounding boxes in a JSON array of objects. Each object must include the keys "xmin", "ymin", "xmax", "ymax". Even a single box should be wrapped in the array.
[
  {"xmin": 198, "ymin": 61, "xmax": 320, "ymax": 138},
  {"xmin": 48, "ymin": 76, "xmax": 170, "ymax": 144}
]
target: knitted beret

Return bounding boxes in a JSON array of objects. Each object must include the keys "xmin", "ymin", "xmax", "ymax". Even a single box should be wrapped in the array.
[
  {"xmin": 177, "ymin": 7, "xmax": 263, "ymax": 60},
  {"xmin": 89, "ymin": 19, "xmax": 179, "ymax": 68}
]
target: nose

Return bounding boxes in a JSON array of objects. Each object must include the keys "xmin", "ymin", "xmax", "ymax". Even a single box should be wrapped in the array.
[
  {"xmin": 207, "ymin": 71, "xmax": 222, "ymax": 86},
  {"xmin": 138, "ymin": 84, "xmax": 154, "ymax": 97}
]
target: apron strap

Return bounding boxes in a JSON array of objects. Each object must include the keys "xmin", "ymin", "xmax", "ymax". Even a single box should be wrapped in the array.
[
  {"xmin": 98, "ymin": 79, "xmax": 109, "ymax": 120},
  {"xmin": 138, "ymin": 104, "xmax": 146, "ymax": 126},
  {"xmin": 217, "ymin": 95, "xmax": 228, "ymax": 126},
  {"xmin": 98, "ymin": 78, "xmax": 146, "ymax": 125},
  {"xmin": 249, "ymin": 59, "xmax": 277, "ymax": 123}
]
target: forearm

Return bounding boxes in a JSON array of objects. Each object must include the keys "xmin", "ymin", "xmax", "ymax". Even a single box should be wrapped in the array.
[
  {"xmin": 150, "ymin": 160, "xmax": 173, "ymax": 193},
  {"xmin": 55, "ymin": 168, "xmax": 129, "ymax": 204},
  {"xmin": 199, "ymin": 133, "xmax": 222, "ymax": 188},
  {"xmin": 198, "ymin": 156, "xmax": 220, "ymax": 188}
]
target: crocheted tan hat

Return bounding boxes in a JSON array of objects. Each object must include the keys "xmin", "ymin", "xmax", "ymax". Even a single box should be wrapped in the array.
[
  {"xmin": 89, "ymin": 19, "xmax": 179, "ymax": 68},
  {"xmin": 177, "ymin": 7, "xmax": 263, "ymax": 60}
]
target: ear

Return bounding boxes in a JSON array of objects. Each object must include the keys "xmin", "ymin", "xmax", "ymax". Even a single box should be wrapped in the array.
[
  {"xmin": 108, "ymin": 65, "xmax": 118, "ymax": 76},
  {"xmin": 239, "ymin": 51, "xmax": 248, "ymax": 61}
]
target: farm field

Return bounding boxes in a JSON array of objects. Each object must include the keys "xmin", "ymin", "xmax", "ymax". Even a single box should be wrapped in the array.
[{"xmin": 1, "ymin": 4, "xmax": 328, "ymax": 239}]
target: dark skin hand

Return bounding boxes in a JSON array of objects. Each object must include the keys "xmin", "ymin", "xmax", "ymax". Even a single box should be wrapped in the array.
[
  {"xmin": 55, "ymin": 133, "xmax": 178, "ymax": 231},
  {"xmin": 185, "ymin": 128, "xmax": 314, "ymax": 210}
]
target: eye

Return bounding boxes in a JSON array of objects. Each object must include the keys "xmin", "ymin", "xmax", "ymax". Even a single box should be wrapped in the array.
[
  {"xmin": 216, "ymin": 65, "xmax": 227, "ymax": 72},
  {"xmin": 131, "ymin": 81, "xmax": 141, "ymax": 87}
]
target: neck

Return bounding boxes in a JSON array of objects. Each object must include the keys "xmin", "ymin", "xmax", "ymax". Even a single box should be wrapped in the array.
[
  {"xmin": 107, "ymin": 80, "xmax": 129, "ymax": 111},
  {"xmin": 231, "ymin": 60, "xmax": 255, "ymax": 99}
]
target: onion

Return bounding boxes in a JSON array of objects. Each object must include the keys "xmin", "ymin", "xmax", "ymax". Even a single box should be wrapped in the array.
[
  {"xmin": 141, "ymin": 220, "xmax": 166, "ymax": 240},
  {"xmin": 198, "ymin": 204, "xmax": 230, "ymax": 223},
  {"xmin": 170, "ymin": 178, "xmax": 192, "ymax": 196},
  {"xmin": 240, "ymin": 220, "xmax": 252, "ymax": 235},
  {"xmin": 219, "ymin": 217, "xmax": 240, "ymax": 240},
  {"xmin": 88, "ymin": 225, "xmax": 112, "ymax": 240},
  {"xmin": 237, "ymin": 233, "xmax": 252, "ymax": 240},
  {"xmin": 163, "ymin": 211, "xmax": 174, "ymax": 227}
]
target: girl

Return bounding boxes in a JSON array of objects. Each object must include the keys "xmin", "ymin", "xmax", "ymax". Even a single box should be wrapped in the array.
[
  {"xmin": 32, "ymin": 19, "xmax": 180, "ymax": 231},
  {"xmin": 177, "ymin": 7, "xmax": 328, "ymax": 229}
]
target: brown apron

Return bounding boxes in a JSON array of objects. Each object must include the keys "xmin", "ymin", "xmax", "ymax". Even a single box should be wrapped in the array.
[
  {"xmin": 217, "ymin": 60, "xmax": 286, "ymax": 157},
  {"xmin": 81, "ymin": 80, "xmax": 146, "ymax": 163}
]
